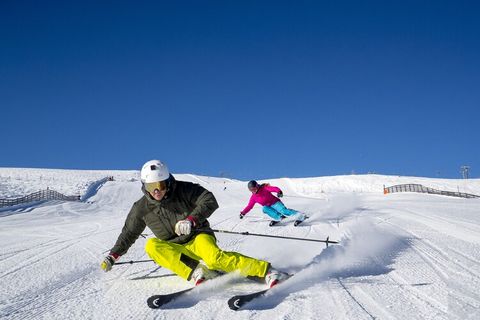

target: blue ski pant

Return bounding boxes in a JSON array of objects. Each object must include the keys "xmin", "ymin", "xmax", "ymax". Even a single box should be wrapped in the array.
[{"xmin": 262, "ymin": 201, "xmax": 298, "ymax": 221}]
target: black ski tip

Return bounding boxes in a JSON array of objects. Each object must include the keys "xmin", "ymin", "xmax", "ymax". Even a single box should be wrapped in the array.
[
  {"xmin": 147, "ymin": 295, "xmax": 163, "ymax": 309},
  {"xmin": 227, "ymin": 289, "xmax": 269, "ymax": 311},
  {"xmin": 294, "ymin": 219, "xmax": 305, "ymax": 226},
  {"xmin": 146, "ymin": 287, "xmax": 194, "ymax": 309},
  {"xmin": 228, "ymin": 296, "xmax": 243, "ymax": 310}
]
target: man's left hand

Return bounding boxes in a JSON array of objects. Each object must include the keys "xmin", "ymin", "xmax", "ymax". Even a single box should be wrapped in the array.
[{"xmin": 175, "ymin": 220, "xmax": 192, "ymax": 236}]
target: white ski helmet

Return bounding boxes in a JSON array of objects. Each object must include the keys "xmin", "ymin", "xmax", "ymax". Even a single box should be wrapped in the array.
[{"xmin": 140, "ymin": 160, "xmax": 170, "ymax": 183}]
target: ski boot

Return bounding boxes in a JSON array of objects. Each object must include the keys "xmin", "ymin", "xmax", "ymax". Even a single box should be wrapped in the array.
[
  {"xmin": 191, "ymin": 263, "xmax": 220, "ymax": 286},
  {"xmin": 293, "ymin": 213, "xmax": 308, "ymax": 226},
  {"xmin": 265, "ymin": 267, "xmax": 290, "ymax": 288},
  {"xmin": 269, "ymin": 215, "xmax": 286, "ymax": 226}
]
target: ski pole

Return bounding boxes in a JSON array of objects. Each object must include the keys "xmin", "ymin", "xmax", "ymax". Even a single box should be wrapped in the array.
[
  {"xmin": 115, "ymin": 259, "xmax": 155, "ymax": 265},
  {"xmin": 201, "ymin": 228, "xmax": 339, "ymax": 247}
]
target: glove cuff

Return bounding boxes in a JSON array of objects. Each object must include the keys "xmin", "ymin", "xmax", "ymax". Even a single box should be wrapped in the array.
[
  {"xmin": 109, "ymin": 252, "xmax": 120, "ymax": 260},
  {"xmin": 186, "ymin": 216, "xmax": 198, "ymax": 227}
]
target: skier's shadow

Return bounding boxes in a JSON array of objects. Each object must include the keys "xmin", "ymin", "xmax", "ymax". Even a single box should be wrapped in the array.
[
  {"xmin": 240, "ymin": 234, "xmax": 412, "ymax": 311},
  {"xmin": 128, "ymin": 266, "xmax": 172, "ymax": 281},
  {"xmin": 129, "ymin": 273, "xmax": 176, "ymax": 281}
]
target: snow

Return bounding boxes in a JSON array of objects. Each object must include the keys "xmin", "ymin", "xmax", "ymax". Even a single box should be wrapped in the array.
[{"xmin": 1, "ymin": 168, "xmax": 480, "ymax": 319}]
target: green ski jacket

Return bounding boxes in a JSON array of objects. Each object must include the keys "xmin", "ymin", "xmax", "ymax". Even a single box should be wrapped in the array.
[{"xmin": 110, "ymin": 176, "xmax": 219, "ymax": 256}]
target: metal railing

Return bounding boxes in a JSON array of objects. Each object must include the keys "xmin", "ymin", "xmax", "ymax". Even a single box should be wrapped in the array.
[{"xmin": 383, "ymin": 184, "xmax": 480, "ymax": 199}]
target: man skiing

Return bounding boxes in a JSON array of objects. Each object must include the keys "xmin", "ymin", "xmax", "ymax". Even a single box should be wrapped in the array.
[
  {"xmin": 240, "ymin": 180, "xmax": 305, "ymax": 226},
  {"xmin": 101, "ymin": 160, "xmax": 288, "ymax": 287}
]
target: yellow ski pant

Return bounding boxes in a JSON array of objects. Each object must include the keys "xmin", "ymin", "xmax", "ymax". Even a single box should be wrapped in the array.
[{"xmin": 145, "ymin": 233, "xmax": 269, "ymax": 280}]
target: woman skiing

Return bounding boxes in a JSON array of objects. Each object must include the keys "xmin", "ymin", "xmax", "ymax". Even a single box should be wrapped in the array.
[
  {"xmin": 101, "ymin": 160, "xmax": 288, "ymax": 288},
  {"xmin": 240, "ymin": 180, "xmax": 305, "ymax": 226}
]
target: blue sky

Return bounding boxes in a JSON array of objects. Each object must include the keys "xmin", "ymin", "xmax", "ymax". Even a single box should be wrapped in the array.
[{"xmin": 1, "ymin": 1, "xmax": 479, "ymax": 179}]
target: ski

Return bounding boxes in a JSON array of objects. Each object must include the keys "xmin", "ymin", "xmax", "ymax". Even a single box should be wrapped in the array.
[
  {"xmin": 269, "ymin": 215, "xmax": 309, "ymax": 227},
  {"xmin": 227, "ymin": 274, "xmax": 294, "ymax": 311},
  {"xmin": 147, "ymin": 270, "xmax": 228, "ymax": 309},
  {"xmin": 228, "ymin": 288, "xmax": 269, "ymax": 310},
  {"xmin": 147, "ymin": 287, "xmax": 194, "ymax": 309}
]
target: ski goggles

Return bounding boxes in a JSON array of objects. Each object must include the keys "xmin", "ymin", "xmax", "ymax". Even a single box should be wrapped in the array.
[
  {"xmin": 144, "ymin": 180, "xmax": 167, "ymax": 193},
  {"xmin": 248, "ymin": 186, "xmax": 259, "ymax": 193}
]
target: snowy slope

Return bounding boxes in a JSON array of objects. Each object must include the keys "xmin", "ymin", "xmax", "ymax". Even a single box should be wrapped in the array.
[{"xmin": 1, "ymin": 168, "xmax": 479, "ymax": 319}]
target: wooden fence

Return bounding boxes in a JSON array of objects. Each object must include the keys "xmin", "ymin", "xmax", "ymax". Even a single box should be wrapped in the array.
[
  {"xmin": 0, "ymin": 189, "xmax": 80, "ymax": 208},
  {"xmin": 0, "ymin": 177, "xmax": 114, "ymax": 208},
  {"xmin": 383, "ymin": 184, "xmax": 480, "ymax": 199}
]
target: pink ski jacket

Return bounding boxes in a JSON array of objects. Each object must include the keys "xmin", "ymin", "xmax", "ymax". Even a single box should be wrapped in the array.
[{"xmin": 241, "ymin": 184, "xmax": 282, "ymax": 215}]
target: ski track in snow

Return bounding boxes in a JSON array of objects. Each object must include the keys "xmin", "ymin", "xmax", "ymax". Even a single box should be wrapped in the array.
[{"xmin": 1, "ymin": 168, "xmax": 480, "ymax": 319}]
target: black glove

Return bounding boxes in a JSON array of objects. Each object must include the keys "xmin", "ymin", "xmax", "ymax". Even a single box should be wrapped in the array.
[
  {"xmin": 239, "ymin": 212, "xmax": 245, "ymax": 219},
  {"xmin": 277, "ymin": 191, "xmax": 283, "ymax": 198}
]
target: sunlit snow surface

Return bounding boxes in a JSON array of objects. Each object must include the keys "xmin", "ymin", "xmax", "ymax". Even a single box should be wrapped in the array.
[{"xmin": 1, "ymin": 168, "xmax": 479, "ymax": 319}]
